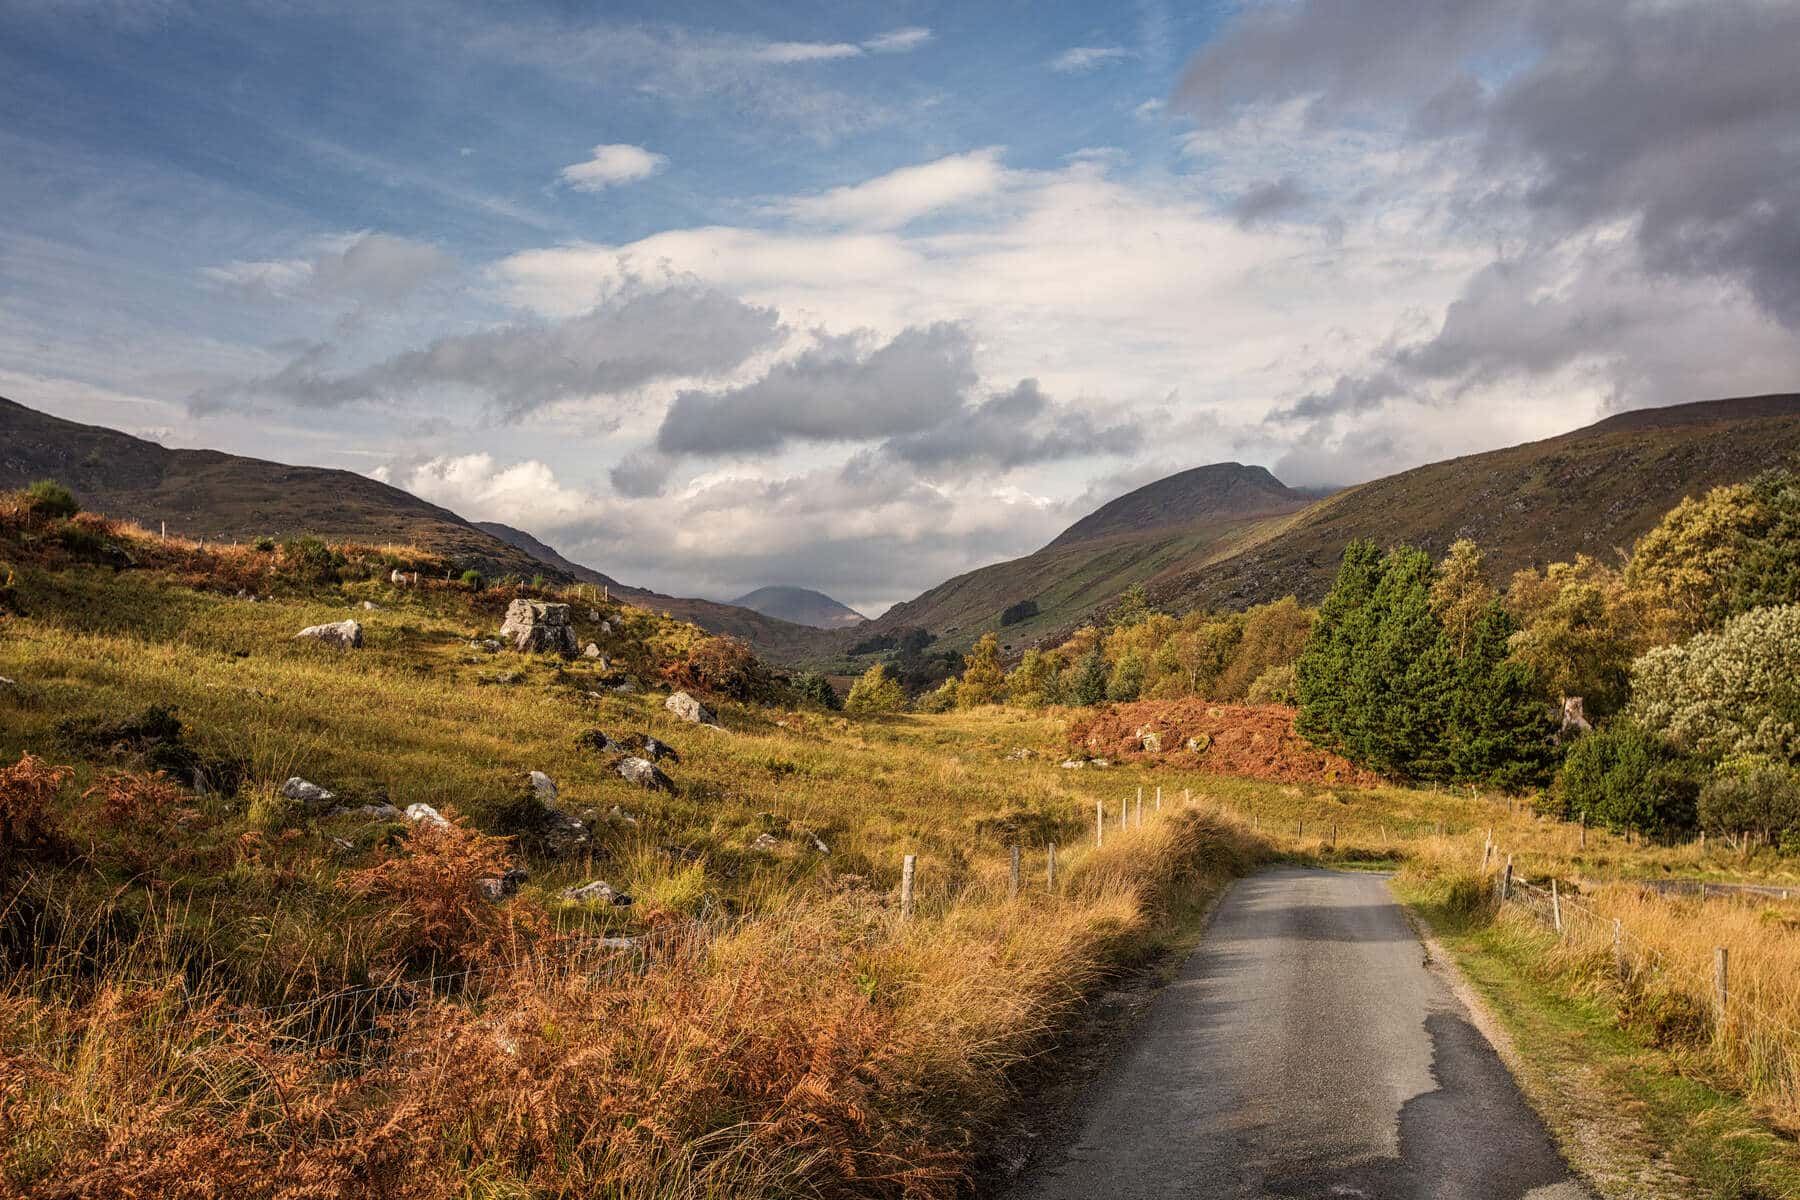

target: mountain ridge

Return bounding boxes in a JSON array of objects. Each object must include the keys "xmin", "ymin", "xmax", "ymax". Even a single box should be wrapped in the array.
[{"xmin": 730, "ymin": 585, "xmax": 866, "ymax": 630}]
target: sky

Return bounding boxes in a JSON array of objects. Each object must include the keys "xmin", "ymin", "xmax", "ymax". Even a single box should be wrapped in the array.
[{"xmin": 3, "ymin": 0, "xmax": 1798, "ymax": 616}]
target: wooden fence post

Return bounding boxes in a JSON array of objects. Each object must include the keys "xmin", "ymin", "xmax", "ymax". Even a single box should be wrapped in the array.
[
  {"xmin": 1155, "ymin": 786, "xmax": 1162, "ymax": 813},
  {"xmin": 1009, "ymin": 845, "xmax": 1020, "ymax": 901},
  {"xmin": 1551, "ymin": 878, "xmax": 1562, "ymax": 933},
  {"xmin": 1714, "ymin": 946, "xmax": 1729, "ymax": 1025},
  {"xmin": 1047, "ymin": 843, "xmax": 1057, "ymax": 891},
  {"xmin": 1096, "ymin": 801, "xmax": 1104, "ymax": 849},
  {"xmin": 1183, "ymin": 787, "xmax": 1191, "ymax": 805},
  {"xmin": 1613, "ymin": 918, "xmax": 1624, "ymax": 977},
  {"xmin": 1120, "ymin": 795, "xmax": 1128, "ymax": 831},
  {"xmin": 1481, "ymin": 829, "xmax": 1493, "ymax": 873},
  {"xmin": 1136, "ymin": 787, "xmax": 1143, "ymax": 827},
  {"xmin": 1579, "ymin": 818, "xmax": 1586, "ymax": 850},
  {"xmin": 1297, "ymin": 818, "xmax": 1303, "ymax": 839},
  {"xmin": 900, "ymin": 855, "xmax": 916, "ymax": 922},
  {"xmin": 1331, "ymin": 822, "xmax": 1337, "ymax": 848},
  {"xmin": 1500, "ymin": 855, "xmax": 1513, "ymax": 901}
]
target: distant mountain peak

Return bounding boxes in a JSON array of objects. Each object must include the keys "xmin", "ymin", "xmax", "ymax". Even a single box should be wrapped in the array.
[
  {"xmin": 1047, "ymin": 461, "xmax": 1309, "ymax": 549},
  {"xmin": 731, "ymin": 585, "xmax": 866, "ymax": 630}
]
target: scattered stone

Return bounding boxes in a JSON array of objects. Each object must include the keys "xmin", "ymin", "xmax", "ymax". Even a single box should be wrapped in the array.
[
  {"xmin": 1137, "ymin": 728, "xmax": 1163, "ymax": 753},
  {"xmin": 390, "ymin": 569, "xmax": 408, "ymax": 586},
  {"xmin": 475, "ymin": 878, "xmax": 508, "ymax": 903},
  {"xmin": 499, "ymin": 599, "xmax": 579, "ymax": 656},
  {"xmin": 664, "ymin": 691, "xmax": 717, "ymax": 725},
  {"xmin": 1003, "ymin": 748, "xmax": 1038, "ymax": 761},
  {"xmin": 582, "ymin": 642, "xmax": 602, "ymax": 658},
  {"xmin": 341, "ymin": 802, "xmax": 402, "ymax": 821},
  {"xmin": 404, "ymin": 802, "xmax": 448, "ymax": 828},
  {"xmin": 527, "ymin": 770, "xmax": 557, "ymax": 801},
  {"xmin": 330, "ymin": 836, "xmax": 355, "ymax": 852},
  {"xmin": 295, "ymin": 620, "xmax": 362, "ymax": 650},
  {"xmin": 1186, "ymin": 733, "xmax": 1212, "ymax": 753},
  {"xmin": 361, "ymin": 600, "xmax": 382, "ymax": 611},
  {"xmin": 542, "ymin": 810, "xmax": 590, "ymax": 857},
  {"xmin": 560, "ymin": 880, "xmax": 633, "ymax": 906},
  {"xmin": 575, "ymin": 728, "xmax": 621, "ymax": 754},
  {"xmin": 751, "ymin": 832, "xmax": 780, "ymax": 852},
  {"xmin": 615, "ymin": 756, "xmax": 674, "ymax": 792},
  {"xmin": 806, "ymin": 832, "xmax": 830, "ymax": 854},
  {"xmin": 608, "ymin": 805, "xmax": 639, "ymax": 826},
  {"xmin": 1060, "ymin": 759, "xmax": 1086, "ymax": 770},
  {"xmin": 610, "ymin": 679, "xmax": 638, "ymax": 695},
  {"xmin": 280, "ymin": 777, "xmax": 336, "ymax": 810},
  {"xmin": 1560, "ymin": 696, "xmax": 1592, "ymax": 739},
  {"xmin": 588, "ymin": 608, "xmax": 601, "ymax": 622},
  {"xmin": 1092, "ymin": 758, "xmax": 1112, "ymax": 768}
]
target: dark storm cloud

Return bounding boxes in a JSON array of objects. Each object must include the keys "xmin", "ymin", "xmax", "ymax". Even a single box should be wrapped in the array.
[
  {"xmin": 191, "ymin": 283, "xmax": 782, "ymax": 420},
  {"xmin": 656, "ymin": 324, "xmax": 1143, "ymax": 473},
  {"xmin": 1177, "ymin": 0, "xmax": 1800, "ymax": 327},
  {"xmin": 882, "ymin": 378, "xmax": 1143, "ymax": 470}
]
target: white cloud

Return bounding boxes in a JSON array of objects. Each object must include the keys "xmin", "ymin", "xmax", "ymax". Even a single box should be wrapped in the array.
[
  {"xmin": 200, "ymin": 231, "xmax": 453, "ymax": 303},
  {"xmin": 1050, "ymin": 46, "xmax": 1131, "ymax": 73},
  {"xmin": 863, "ymin": 27, "xmax": 931, "ymax": 53},
  {"xmin": 558, "ymin": 143, "xmax": 668, "ymax": 191},
  {"xmin": 383, "ymin": 452, "xmax": 590, "ymax": 529},
  {"xmin": 747, "ymin": 40, "xmax": 861, "ymax": 64},
  {"xmin": 1134, "ymin": 97, "xmax": 1165, "ymax": 120},
  {"xmin": 771, "ymin": 148, "xmax": 1008, "ymax": 229}
]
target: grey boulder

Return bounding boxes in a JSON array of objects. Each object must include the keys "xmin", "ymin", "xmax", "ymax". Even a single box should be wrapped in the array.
[
  {"xmin": 280, "ymin": 777, "xmax": 336, "ymax": 810},
  {"xmin": 295, "ymin": 620, "xmax": 362, "ymax": 650},
  {"xmin": 615, "ymin": 756, "xmax": 674, "ymax": 792},
  {"xmin": 664, "ymin": 691, "xmax": 717, "ymax": 725},
  {"xmin": 499, "ymin": 599, "xmax": 579, "ymax": 656}
]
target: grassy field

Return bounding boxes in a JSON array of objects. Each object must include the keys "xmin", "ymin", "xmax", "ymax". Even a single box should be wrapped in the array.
[{"xmin": 4, "ymin": 512, "xmax": 1799, "ymax": 1196}]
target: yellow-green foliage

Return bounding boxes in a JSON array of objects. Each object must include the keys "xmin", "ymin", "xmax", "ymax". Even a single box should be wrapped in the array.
[
  {"xmin": 844, "ymin": 662, "xmax": 907, "ymax": 714},
  {"xmin": 1624, "ymin": 482, "xmax": 1762, "ymax": 643},
  {"xmin": 955, "ymin": 632, "xmax": 1006, "ymax": 708}
]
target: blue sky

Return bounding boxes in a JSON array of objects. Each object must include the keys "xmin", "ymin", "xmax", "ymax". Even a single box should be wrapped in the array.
[{"xmin": 4, "ymin": 0, "xmax": 1797, "ymax": 613}]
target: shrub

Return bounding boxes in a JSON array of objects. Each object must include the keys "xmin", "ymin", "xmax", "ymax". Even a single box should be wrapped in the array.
[
  {"xmin": 1555, "ymin": 720, "xmax": 1699, "ymax": 837},
  {"xmin": 1, "ymin": 752, "xmax": 70, "ymax": 860},
  {"xmin": 662, "ymin": 636, "xmax": 778, "ymax": 702},
  {"xmin": 1246, "ymin": 663, "xmax": 1296, "ymax": 705},
  {"xmin": 54, "ymin": 519, "xmax": 107, "ymax": 559},
  {"xmin": 1628, "ymin": 604, "xmax": 1800, "ymax": 763},
  {"xmin": 1698, "ymin": 761, "xmax": 1800, "ymax": 845},
  {"xmin": 915, "ymin": 678, "xmax": 959, "ymax": 713},
  {"xmin": 844, "ymin": 663, "xmax": 906, "ymax": 715},
  {"xmin": 460, "ymin": 568, "xmax": 486, "ymax": 590},
  {"xmin": 1005, "ymin": 648, "xmax": 1061, "ymax": 708},
  {"xmin": 1068, "ymin": 647, "xmax": 1109, "ymax": 706},
  {"xmin": 791, "ymin": 671, "xmax": 841, "ymax": 711},
  {"xmin": 254, "ymin": 536, "xmax": 276, "ymax": 552},
  {"xmin": 281, "ymin": 535, "xmax": 345, "ymax": 582},
  {"xmin": 23, "ymin": 479, "xmax": 79, "ymax": 519}
]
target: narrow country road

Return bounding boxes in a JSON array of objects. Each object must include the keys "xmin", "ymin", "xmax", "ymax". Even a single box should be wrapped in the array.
[{"xmin": 1014, "ymin": 868, "xmax": 1588, "ymax": 1199}]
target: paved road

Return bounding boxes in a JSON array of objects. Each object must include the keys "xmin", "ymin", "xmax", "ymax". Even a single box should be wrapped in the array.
[{"xmin": 1016, "ymin": 868, "xmax": 1588, "ymax": 1199}]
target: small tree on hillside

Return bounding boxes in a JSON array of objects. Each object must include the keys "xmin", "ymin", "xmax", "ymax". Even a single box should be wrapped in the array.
[
  {"xmin": 23, "ymin": 479, "xmax": 79, "ymax": 520},
  {"xmin": 845, "ymin": 663, "xmax": 907, "ymax": 715},
  {"xmin": 1108, "ymin": 583, "xmax": 1153, "ymax": 629},
  {"xmin": 1068, "ymin": 647, "xmax": 1110, "ymax": 706},
  {"xmin": 792, "ymin": 671, "xmax": 842, "ymax": 711},
  {"xmin": 956, "ymin": 633, "xmax": 1007, "ymax": 708},
  {"xmin": 1296, "ymin": 539, "xmax": 1383, "ymax": 753},
  {"xmin": 1106, "ymin": 650, "xmax": 1146, "ymax": 702},
  {"xmin": 1447, "ymin": 601, "xmax": 1558, "ymax": 790},
  {"xmin": 1006, "ymin": 648, "xmax": 1061, "ymax": 708},
  {"xmin": 1430, "ymin": 539, "xmax": 1494, "ymax": 659}
]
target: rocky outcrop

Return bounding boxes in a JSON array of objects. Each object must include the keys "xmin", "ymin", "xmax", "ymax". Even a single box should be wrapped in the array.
[
  {"xmin": 498, "ymin": 600, "xmax": 578, "ymax": 656},
  {"xmin": 295, "ymin": 620, "xmax": 362, "ymax": 649},
  {"xmin": 280, "ymin": 777, "xmax": 336, "ymax": 810},
  {"xmin": 615, "ymin": 756, "xmax": 674, "ymax": 792},
  {"xmin": 559, "ymin": 879, "xmax": 633, "ymax": 906},
  {"xmin": 664, "ymin": 691, "xmax": 717, "ymax": 725},
  {"xmin": 404, "ymin": 802, "xmax": 449, "ymax": 828},
  {"xmin": 527, "ymin": 770, "xmax": 557, "ymax": 801}
]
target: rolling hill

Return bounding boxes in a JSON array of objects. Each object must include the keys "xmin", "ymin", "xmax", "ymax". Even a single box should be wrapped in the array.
[
  {"xmin": 0, "ymin": 395, "xmax": 819, "ymax": 660},
  {"xmin": 814, "ymin": 393, "xmax": 1800, "ymax": 665},
  {"xmin": 730, "ymin": 586, "xmax": 866, "ymax": 630},
  {"xmin": 1156, "ymin": 393, "xmax": 1800, "ymax": 612}
]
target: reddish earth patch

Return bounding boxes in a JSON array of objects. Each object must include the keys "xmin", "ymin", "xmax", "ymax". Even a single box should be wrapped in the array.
[{"xmin": 1065, "ymin": 700, "xmax": 1381, "ymax": 787}]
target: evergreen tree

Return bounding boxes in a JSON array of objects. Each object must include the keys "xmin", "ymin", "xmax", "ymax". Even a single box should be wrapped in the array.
[
  {"xmin": 1296, "ymin": 539, "xmax": 1383, "ymax": 752},
  {"xmin": 1349, "ymin": 547, "xmax": 1453, "ymax": 780},
  {"xmin": 1069, "ymin": 647, "xmax": 1110, "ymax": 706},
  {"xmin": 1447, "ymin": 602, "xmax": 1557, "ymax": 790}
]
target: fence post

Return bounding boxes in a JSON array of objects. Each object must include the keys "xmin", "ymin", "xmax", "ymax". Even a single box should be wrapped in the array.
[
  {"xmin": 1297, "ymin": 818, "xmax": 1303, "ymax": 839},
  {"xmin": 1331, "ymin": 822, "xmax": 1337, "ymax": 848},
  {"xmin": 1551, "ymin": 878, "xmax": 1562, "ymax": 933},
  {"xmin": 1136, "ymin": 787, "xmax": 1143, "ymax": 827},
  {"xmin": 1714, "ymin": 946, "xmax": 1729, "ymax": 1025},
  {"xmin": 1096, "ymin": 801, "xmax": 1104, "ymax": 849},
  {"xmin": 1500, "ymin": 855, "xmax": 1513, "ymax": 901},
  {"xmin": 1120, "ymin": 795, "xmax": 1128, "ymax": 831},
  {"xmin": 1579, "ymin": 818, "xmax": 1586, "ymax": 850},
  {"xmin": 1047, "ymin": 843, "xmax": 1056, "ymax": 891},
  {"xmin": 1481, "ymin": 829, "xmax": 1493, "ymax": 873},
  {"xmin": 1009, "ymin": 845, "xmax": 1021, "ymax": 901},
  {"xmin": 1699, "ymin": 829, "xmax": 1706, "ymax": 854},
  {"xmin": 1436, "ymin": 820, "xmax": 1444, "ymax": 837},
  {"xmin": 1613, "ymin": 918, "xmax": 1624, "ymax": 977},
  {"xmin": 1155, "ymin": 786, "xmax": 1162, "ymax": 813},
  {"xmin": 1183, "ymin": 787, "xmax": 1191, "ymax": 805},
  {"xmin": 900, "ymin": 855, "xmax": 916, "ymax": 922}
]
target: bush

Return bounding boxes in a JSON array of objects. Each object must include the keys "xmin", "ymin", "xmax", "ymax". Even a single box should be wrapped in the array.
[
  {"xmin": 1555, "ymin": 720, "xmax": 1698, "ymax": 837},
  {"xmin": 955, "ymin": 633, "xmax": 1006, "ymax": 708},
  {"xmin": 1246, "ymin": 663, "xmax": 1296, "ymax": 705},
  {"xmin": 1699, "ymin": 761, "xmax": 1800, "ymax": 845},
  {"xmin": 1, "ymin": 753, "xmax": 70, "ymax": 861},
  {"xmin": 1068, "ymin": 648, "xmax": 1109, "ymax": 706},
  {"xmin": 54, "ymin": 519, "xmax": 107, "ymax": 560},
  {"xmin": 844, "ymin": 663, "xmax": 906, "ymax": 715},
  {"xmin": 460, "ymin": 568, "xmax": 486, "ymax": 591},
  {"xmin": 254, "ymin": 536, "xmax": 276, "ymax": 552},
  {"xmin": 23, "ymin": 479, "xmax": 78, "ymax": 519},
  {"xmin": 791, "ymin": 672, "xmax": 842, "ymax": 711},
  {"xmin": 281, "ymin": 535, "xmax": 345, "ymax": 582},
  {"xmin": 915, "ymin": 678, "xmax": 959, "ymax": 713},
  {"xmin": 1105, "ymin": 650, "xmax": 1146, "ymax": 702},
  {"xmin": 662, "ymin": 636, "xmax": 778, "ymax": 702},
  {"xmin": 1629, "ymin": 604, "xmax": 1800, "ymax": 763}
]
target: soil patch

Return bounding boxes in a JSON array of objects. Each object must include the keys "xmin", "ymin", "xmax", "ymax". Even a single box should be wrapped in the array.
[{"xmin": 1065, "ymin": 700, "xmax": 1380, "ymax": 787}]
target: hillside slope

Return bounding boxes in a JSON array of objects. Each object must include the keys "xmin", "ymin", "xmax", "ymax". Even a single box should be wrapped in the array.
[
  {"xmin": 0, "ymin": 396, "xmax": 819, "ymax": 661},
  {"xmin": 834, "ymin": 463, "xmax": 1314, "ymax": 655},
  {"xmin": 1160, "ymin": 393, "xmax": 1800, "ymax": 611},
  {"xmin": 0, "ymin": 395, "xmax": 558, "ymax": 582},
  {"xmin": 731, "ymin": 586, "xmax": 866, "ymax": 630}
]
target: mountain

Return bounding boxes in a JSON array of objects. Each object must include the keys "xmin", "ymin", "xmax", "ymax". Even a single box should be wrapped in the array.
[
  {"xmin": 833, "ymin": 463, "xmax": 1316, "ymax": 655},
  {"xmin": 1156, "ymin": 393, "xmax": 1800, "ymax": 612},
  {"xmin": 0, "ymin": 395, "xmax": 556, "ymax": 581},
  {"xmin": 818, "ymin": 393, "xmax": 1800, "ymax": 664},
  {"xmin": 731, "ymin": 586, "xmax": 867, "ymax": 630},
  {"xmin": 0, "ymin": 395, "xmax": 819, "ymax": 660}
]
